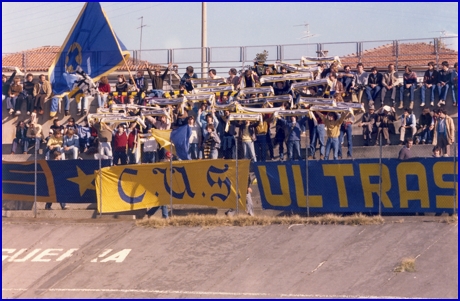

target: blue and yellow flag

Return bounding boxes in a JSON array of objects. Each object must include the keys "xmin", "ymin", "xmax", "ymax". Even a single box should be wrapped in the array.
[
  {"xmin": 95, "ymin": 159, "xmax": 251, "ymax": 213},
  {"xmin": 2, "ymin": 160, "xmax": 111, "ymax": 204},
  {"xmin": 48, "ymin": 2, "xmax": 130, "ymax": 96},
  {"xmin": 150, "ymin": 126, "xmax": 191, "ymax": 160}
]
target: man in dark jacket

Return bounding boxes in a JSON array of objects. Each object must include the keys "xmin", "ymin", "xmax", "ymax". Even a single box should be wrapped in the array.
[
  {"xmin": 147, "ymin": 62, "xmax": 172, "ymax": 97},
  {"xmin": 436, "ymin": 61, "xmax": 452, "ymax": 107},
  {"xmin": 180, "ymin": 66, "xmax": 198, "ymax": 92},
  {"xmin": 420, "ymin": 61, "xmax": 438, "ymax": 107},
  {"xmin": 365, "ymin": 67, "xmax": 383, "ymax": 106},
  {"xmin": 11, "ymin": 121, "xmax": 28, "ymax": 154},
  {"xmin": 130, "ymin": 70, "xmax": 149, "ymax": 105}
]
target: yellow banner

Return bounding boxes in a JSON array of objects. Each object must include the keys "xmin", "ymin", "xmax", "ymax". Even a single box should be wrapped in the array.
[{"xmin": 95, "ymin": 159, "xmax": 251, "ymax": 213}]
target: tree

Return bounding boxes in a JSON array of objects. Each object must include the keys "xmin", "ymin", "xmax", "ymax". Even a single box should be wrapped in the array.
[{"xmin": 254, "ymin": 50, "xmax": 269, "ymax": 64}]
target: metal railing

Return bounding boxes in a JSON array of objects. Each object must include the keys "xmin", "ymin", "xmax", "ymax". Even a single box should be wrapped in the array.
[{"xmin": 2, "ymin": 36, "xmax": 457, "ymax": 78}]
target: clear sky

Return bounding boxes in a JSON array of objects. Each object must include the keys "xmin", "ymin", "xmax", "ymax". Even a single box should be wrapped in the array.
[{"xmin": 2, "ymin": 2, "xmax": 458, "ymax": 57}]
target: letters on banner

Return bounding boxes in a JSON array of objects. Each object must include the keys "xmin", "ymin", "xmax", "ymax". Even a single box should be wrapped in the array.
[{"xmin": 95, "ymin": 159, "xmax": 251, "ymax": 213}]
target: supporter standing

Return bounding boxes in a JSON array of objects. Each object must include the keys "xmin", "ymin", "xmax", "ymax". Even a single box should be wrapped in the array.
[
  {"xmin": 11, "ymin": 121, "xmax": 28, "ymax": 154},
  {"xmin": 202, "ymin": 124, "xmax": 220, "ymax": 159},
  {"xmin": 317, "ymin": 111, "xmax": 351, "ymax": 160},
  {"xmin": 187, "ymin": 116, "xmax": 201, "ymax": 160},
  {"xmin": 93, "ymin": 120, "xmax": 114, "ymax": 161},
  {"xmin": 113, "ymin": 124, "xmax": 128, "ymax": 165},
  {"xmin": 127, "ymin": 122, "xmax": 139, "ymax": 164},
  {"xmin": 180, "ymin": 66, "xmax": 198, "ymax": 92},
  {"xmin": 432, "ymin": 109, "xmax": 455, "ymax": 157},
  {"xmin": 277, "ymin": 115, "xmax": 308, "ymax": 161},
  {"xmin": 359, "ymin": 105, "xmax": 378, "ymax": 146}
]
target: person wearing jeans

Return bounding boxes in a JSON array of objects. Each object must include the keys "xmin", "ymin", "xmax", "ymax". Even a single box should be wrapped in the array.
[
  {"xmin": 338, "ymin": 114, "xmax": 354, "ymax": 159},
  {"xmin": 11, "ymin": 121, "xmax": 28, "ymax": 154},
  {"xmin": 317, "ymin": 111, "xmax": 351, "ymax": 160},
  {"xmin": 420, "ymin": 62, "xmax": 438, "ymax": 107},
  {"xmin": 187, "ymin": 116, "xmax": 201, "ymax": 160},
  {"xmin": 308, "ymin": 112, "xmax": 326, "ymax": 159},
  {"xmin": 436, "ymin": 61, "xmax": 452, "ymax": 107},
  {"xmin": 398, "ymin": 65, "xmax": 417, "ymax": 109},
  {"xmin": 365, "ymin": 67, "xmax": 383, "ymax": 106},
  {"xmin": 236, "ymin": 120, "xmax": 257, "ymax": 162},
  {"xmin": 277, "ymin": 115, "xmax": 308, "ymax": 161}
]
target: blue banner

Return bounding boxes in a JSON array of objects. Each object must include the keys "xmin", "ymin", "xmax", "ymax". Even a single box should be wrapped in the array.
[
  {"xmin": 2, "ymin": 159, "xmax": 111, "ymax": 204},
  {"xmin": 48, "ymin": 2, "xmax": 130, "ymax": 95},
  {"xmin": 254, "ymin": 158, "xmax": 457, "ymax": 214}
]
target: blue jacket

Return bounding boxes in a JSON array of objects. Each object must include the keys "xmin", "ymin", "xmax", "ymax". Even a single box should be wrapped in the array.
[
  {"xmin": 278, "ymin": 116, "xmax": 308, "ymax": 141},
  {"xmin": 63, "ymin": 134, "xmax": 80, "ymax": 148}
]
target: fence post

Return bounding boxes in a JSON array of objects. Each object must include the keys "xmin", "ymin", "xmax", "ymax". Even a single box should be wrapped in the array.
[
  {"xmin": 169, "ymin": 144, "xmax": 173, "ymax": 217},
  {"xmin": 34, "ymin": 146, "xmax": 37, "ymax": 218},
  {"xmin": 235, "ymin": 138, "xmax": 239, "ymax": 215},
  {"xmin": 99, "ymin": 155, "xmax": 102, "ymax": 216},
  {"xmin": 454, "ymin": 142, "xmax": 457, "ymax": 215},
  {"xmin": 306, "ymin": 137, "xmax": 310, "ymax": 217},
  {"xmin": 378, "ymin": 134, "xmax": 383, "ymax": 216}
]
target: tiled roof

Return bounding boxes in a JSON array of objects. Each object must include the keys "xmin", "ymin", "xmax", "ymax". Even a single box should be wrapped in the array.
[
  {"xmin": 2, "ymin": 46, "xmax": 164, "ymax": 72},
  {"xmin": 340, "ymin": 42, "xmax": 458, "ymax": 69}
]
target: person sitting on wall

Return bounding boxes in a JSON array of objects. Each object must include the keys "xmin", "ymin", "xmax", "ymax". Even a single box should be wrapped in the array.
[
  {"xmin": 398, "ymin": 65, "xmax": 417, "ymax": 109},
  {"xmin": 62, "ymin": 128, "xmax": 80, "ymax": 160},
  {"xmin": 359, "ymin": 105, "xmax": 378, "ymax": 146},
  {"xmin": 398, "ymin": 107, "xmax": 416, "ymax": 145},
  {"xmin": 114, "ymin": 74, "xmax": 128, "ymax": 104},
  {"xmin": 420, "ymin": 61, "xmax": 438, "ymax": 107},
  {"xmin": 33, "ymin": 74, "xmax": 52, "ymax": 115},
  {"xmin": 381, "ymin": 63, "xmax": 399, "ymax": 108},
  {"xmin": 147, "ymin": 63, "xmax": 172, "ymax": 98}
]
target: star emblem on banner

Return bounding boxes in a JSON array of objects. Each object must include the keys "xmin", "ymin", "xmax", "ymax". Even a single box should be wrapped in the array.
[{"xmin": 67, "ymin": 166, "xmax": 95, "ymax": 196}]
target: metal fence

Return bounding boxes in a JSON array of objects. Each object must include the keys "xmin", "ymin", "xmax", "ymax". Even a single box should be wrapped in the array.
[{"xmin": 2, "ymin": 36, "xmax": 458, "ymax": 78}]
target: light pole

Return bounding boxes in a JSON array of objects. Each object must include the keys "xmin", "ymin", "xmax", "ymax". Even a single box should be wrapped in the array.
[
  {"xmin": 138, "ymin": 16, "xmax": 148, "ymax": 63},
  {"xmin": 201, "ymin": 2, "xmax": 207, "ymax": 79}
]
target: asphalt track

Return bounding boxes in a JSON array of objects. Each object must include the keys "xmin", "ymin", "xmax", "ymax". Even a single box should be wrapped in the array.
[{"xmin": 2, "ymin": 217, "xmax": 458, "ymax": 299}]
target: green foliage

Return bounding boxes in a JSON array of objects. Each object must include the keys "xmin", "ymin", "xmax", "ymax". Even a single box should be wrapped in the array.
[{"xmin": 255, "ymin": 50, "xmax": 269, "ymax": 64}]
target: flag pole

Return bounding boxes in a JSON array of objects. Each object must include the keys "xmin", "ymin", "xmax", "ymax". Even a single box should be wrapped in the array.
[{"xmin": 121, "ymin": 53, "xmax": 138, "ymax": 91}]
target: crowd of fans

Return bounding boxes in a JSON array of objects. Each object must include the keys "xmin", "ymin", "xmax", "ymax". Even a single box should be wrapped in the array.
[{"xmin": 4, "ymin": 59, "xmax": 458, "ymax": 162}]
